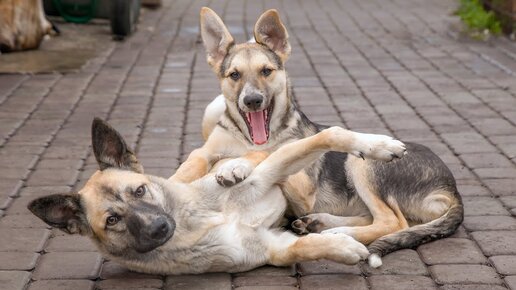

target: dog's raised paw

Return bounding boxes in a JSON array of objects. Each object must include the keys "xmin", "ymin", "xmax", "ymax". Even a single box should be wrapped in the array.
[{"xmin": 215, "ymin": 158, "xmax": 253, "ymax": 187}]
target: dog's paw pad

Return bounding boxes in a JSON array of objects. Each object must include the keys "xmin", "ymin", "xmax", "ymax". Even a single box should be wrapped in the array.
[
  {"xmin": 292, "ymin": 216, "xmax": 325, "ymax": 234},
  {"xmin": 215, "ymin": 158, "xmax": 253, "ymax": 187}
]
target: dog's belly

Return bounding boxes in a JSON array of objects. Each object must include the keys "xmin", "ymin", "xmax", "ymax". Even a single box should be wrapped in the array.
[{"xmin": 231, "ymin": 185, "xmax": 287, "ymax": 228}]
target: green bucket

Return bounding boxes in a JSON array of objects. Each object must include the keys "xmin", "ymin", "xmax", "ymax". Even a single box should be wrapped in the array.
[{"xmin": 52, "ymin": 0, "xmax": 98, "ymax": 23}]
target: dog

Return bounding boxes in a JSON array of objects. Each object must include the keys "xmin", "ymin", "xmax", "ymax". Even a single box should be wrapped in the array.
[
  {"xmin": 170, "ymin": 7, "xmax": 464, "ymax": 267},
  {"xmin": 28, "ymin": 118, "xmax": 409, "ymax": 274},
  {"xmin": 0, "ymin": 0, "xmax": 55, "ymax": 52}
]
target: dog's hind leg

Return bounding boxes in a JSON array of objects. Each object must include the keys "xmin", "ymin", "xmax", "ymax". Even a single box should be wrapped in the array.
[
  {"xmin": 262, "ymin": 230, "xmax": 369, "ymax": 266},
  {"xmin": 320, "ymin": 158, "xmax": 409, "ymax": 244},
  {"xmin": 291, "ymin": 213, "xmax": 373, "ymax": 234},
  {"xmin": 321, "ymin": 195, "xmax": 410, "ymax": 245}
]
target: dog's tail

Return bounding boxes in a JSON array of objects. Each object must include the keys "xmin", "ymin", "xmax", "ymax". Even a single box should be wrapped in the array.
[{"xmin": 367, "ymin": 195, "xmax": 464, "ymax": 268}]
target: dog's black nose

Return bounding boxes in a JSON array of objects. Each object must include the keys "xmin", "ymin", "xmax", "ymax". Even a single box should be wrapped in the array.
[
  {"xmin": 243, "ymin": 94, "xmax": 264, "ymax": 111},
  {"xmin": 149, "ymin": 217, "xmax": 169, "ymax": 239}
]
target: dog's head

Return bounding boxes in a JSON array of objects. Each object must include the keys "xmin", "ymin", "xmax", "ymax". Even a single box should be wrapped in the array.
[
  {"xmin": 200, "ymin": 7, "xmax": 291, "ymax": 145},
  {"xmin": 28, "ymin": 118, "xmax": 175, "ymax": 258}
]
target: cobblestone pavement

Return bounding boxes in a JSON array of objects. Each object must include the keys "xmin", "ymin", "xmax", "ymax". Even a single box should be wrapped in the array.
[{"xmin": 1, "ymin": 0, "xmax": 516, "ymax": 289}]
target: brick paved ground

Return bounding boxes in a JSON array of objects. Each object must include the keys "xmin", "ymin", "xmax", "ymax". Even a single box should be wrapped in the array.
[{"xmin": 1, "ymin": 0, "xmax": 516, "ymax": 289}]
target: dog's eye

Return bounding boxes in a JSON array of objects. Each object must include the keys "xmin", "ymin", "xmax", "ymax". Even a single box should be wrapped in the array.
[
  {"xmin": 261, "ymin": 68, "xmax": 272, "ymax": 77},
  {"xmin": 106, "ymin": 215, "xmax": 120, "ymax": 226},
  {"xmin": 134, "ymin": 185, "xmax": 146, "ymax": 198},
  {"xmin": 229, "ymin": 71, "xmax": 240, "ymax": 81}
]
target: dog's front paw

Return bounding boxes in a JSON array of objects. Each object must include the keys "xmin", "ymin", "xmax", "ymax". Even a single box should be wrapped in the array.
[
  {"xmin": 351, "ymin": 133, "xmax": 406, "ymax": 162},
  {"xmin": 215, "ymin": 158, "xmax": 253, "ymax": 187},
  {"xmin": 325, "ymin": 233, "xmax": 369, "ymax": 264}
]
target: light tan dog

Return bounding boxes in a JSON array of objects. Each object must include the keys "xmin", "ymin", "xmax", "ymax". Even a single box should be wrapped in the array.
[
  {"xmin": 0, "ymin": 0, "xmax": 53, "ymax": 52},
  {"xmin": 27, "ymin": 118, "xmax": 407, "ymax": 274}
]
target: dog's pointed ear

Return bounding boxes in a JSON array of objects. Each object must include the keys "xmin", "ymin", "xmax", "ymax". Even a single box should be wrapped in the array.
[
  {"xmin": 28, "ymin": 193, "xmax": 89, "ymax": 235},
  {"xmin": 91, "ymin": 118, "xmax": 143, "ymax": 173},
  {"xmin": 200, "ymin": 7, "xmax": 234, "ymax": 72},
  {"xmin": 254, "ymin": 9, "xmax": 291, "ymax": 63}
]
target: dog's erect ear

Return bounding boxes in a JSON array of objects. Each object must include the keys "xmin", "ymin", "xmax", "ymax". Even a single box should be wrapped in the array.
[
  {"xmin": 254, "ymin": 9, "xmax": 291, "ymax": 63},
  {"xmin": 200, "ymin": 7, "xmax": 234, "ymax": 71},
  {"xmin": 91, "ymin": 118, "xmax": 143, "ymax": 173},
  {"xmin": 28, "ymin": 193, "xmax": 89, "ymax": 235}
]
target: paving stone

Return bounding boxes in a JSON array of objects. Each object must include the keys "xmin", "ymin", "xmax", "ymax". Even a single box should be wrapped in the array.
[
  {"xmin": 0, "ymin": 228, "xmax": 50, "ymax": 252},
  {"xmin": 0, "ymin": 168, "xmax": 31, "ymax": 180},
  {"xmin": 457, "ymin": 184, "xmax": 491, "ymax": 197},
  {"xmin": 18, "ymin": 186, "xmax": 73, "ymax": 196},
  {"xmin": 418, "ymin": 238, "xmax": 486, "ymax": 265},
  {"xmin": 505, "ymin": 276, "xmax": 516, "ymax": 290},
  {"xmin": 369, "ymin": 275, "xmax": 437, "ymax": 290},
  {"xmin": 0, "ymin": 252, "xmax": 39, "ymax": 270},
  {"xmin": 165, "ymin": 273, "xmax": 232, "ymax": 290},
  {"xmin": 234, "ymin": 266, "xmax": 296, "ymax": 277},
  {"xmin": 440, "ymin": 285, "xmax": 508, "ymax": 290},
  {"xmin": 489, "ymin": 256, "xmax": 516, "ymax": 275},
  {"xmin": 0, "ymin": 214, "xmax": 49, "ymax": 228},
  {"xmin": 464, "ymin": 216, "xmax": 516, "ymax": 231},
  {"xmin": 36, "ymin": 158, "xmax": 84, "ymax": 170},
  {"xmin": 28, "ymin": 280, "xmax": 95, "ymax": 290},
  {"xmin": 32, "ymin": 252, "xmax": 103, "ymax": 280},
  {"xmin": 463, "ymin": 197, "xmax": 509, "ymax": 216},
  {"xmin": 5, "ymin": 196, "xmax": 43, "ymax": 215},
  {"xmin": 474, "ymin": 168, "xmax": 516, "ymax": 179},
  {"xmin": 297, "ymin": 260, "xmax": 362, "ymax": 275},
  {"xmin": 472, "ymin": 231, "xmax": 516, "ymax": 256},
  {"xmin": 449, "ymin": 226, "xmax": 469, "ymax": 239},
  {"xmin": 233, "ymin": 276, "xmax": 298, "ymax": 287},
  {"xmin": 500, "ymin": 197, "xmax": 516, "ymax": 209},
  {"xmin": 460, "ymin": 153, "xmax": 514, "ymax": 168},
  {"xmin": 45, "ymin": 235, "xmax": 97, "ymax": 252},
  {"xmin": 483, "ymin": 179, "xmax": 516, "ymax": 196},
  {"xmin": 0, "ymin": 179, "xmax": 24, "ymax": 200},
  {"xmin": 235, "ymin": 287, "xmax": 297, "ymax": 290},
  {"xmin": 429, "ymin": 265, "xmax": 502, "ymax": 285},
  {"xmin": 299, "ymin": 274, "xmax": 367, "ymax": 290},
  {"xmin": 100, "ymin": 261, "xmax": 160, "ymax": 280},
  {"xmin": 0, "ymin": 271, "xmax": 31, "ymax": 290},
  {"xmin": 97, "ymin": 278, "xmax": 163, "ymax": 290},
  {"xmin": 362, "ymin": 249, "xmax": 428, "ymax": 275},
  {"xmin": 26, "ymin": 169, "xmax": 80, "ymax": 186}
]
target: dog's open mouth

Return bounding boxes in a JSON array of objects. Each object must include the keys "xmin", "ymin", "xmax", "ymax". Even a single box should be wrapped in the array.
[{"xmin": 240, "ymin": 103, "xmax": 273, "ymax": 145}]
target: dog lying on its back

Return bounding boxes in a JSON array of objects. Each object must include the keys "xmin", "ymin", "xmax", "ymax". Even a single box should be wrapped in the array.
[
  {"xmin": 28, "ymin": 118, "xmax": 406, "ymax": 274},
  {"xmin": 171, "ymin": 7, "xmax": 464, "ymax": 267}
]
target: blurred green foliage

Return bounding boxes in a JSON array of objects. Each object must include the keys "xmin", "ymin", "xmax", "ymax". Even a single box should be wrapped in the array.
[{"xmin": 456, "ymin": 0, "xmax": 502, "ymax": 36}]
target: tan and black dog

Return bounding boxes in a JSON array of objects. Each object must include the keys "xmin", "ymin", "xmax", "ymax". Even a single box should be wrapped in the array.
[
  {"xmin": 28, "ymin": 118, "xmax": 407, "ymax": 274},
  {"xmin": 171, "ymin": 7, "xmax": 464, "ymax": 267}
]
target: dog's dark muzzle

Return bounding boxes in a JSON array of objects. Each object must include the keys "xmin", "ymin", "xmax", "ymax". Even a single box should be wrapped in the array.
[{"xmin": 127, "ymin": 205, "xmax": 175, "ymax": 253}]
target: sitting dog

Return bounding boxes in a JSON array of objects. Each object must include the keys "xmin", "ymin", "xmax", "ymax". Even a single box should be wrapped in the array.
[
  {"xmin": 28, "ymin": 118, "xmax": 406, "ymax": 274},
  {"xmin": 171, "ymin": 7, "xmax": 464, "ymax": 267}
]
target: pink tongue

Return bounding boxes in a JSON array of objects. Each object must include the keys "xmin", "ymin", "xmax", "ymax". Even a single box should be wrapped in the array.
[{"xmin": 249, "ymin": 111, "xmax": 267, "ymax": 145}]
